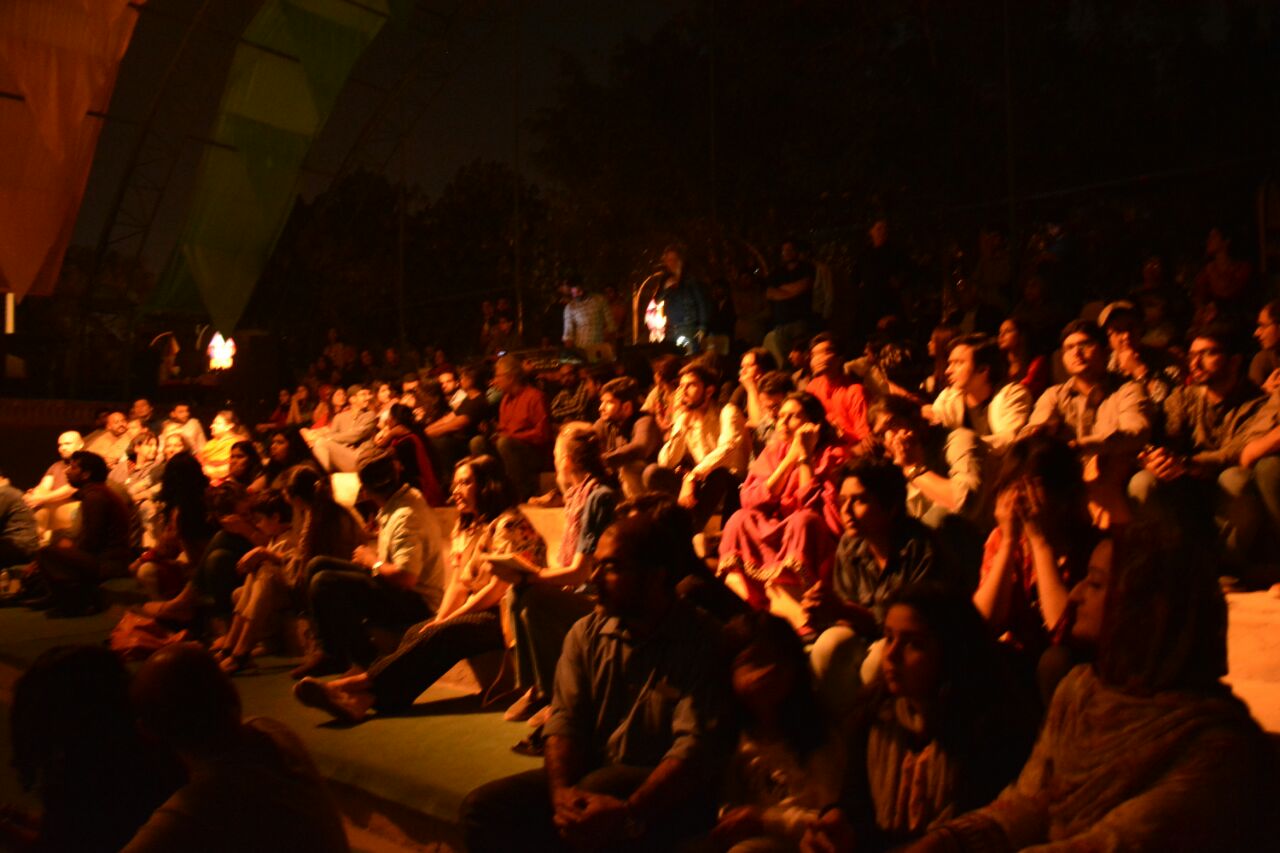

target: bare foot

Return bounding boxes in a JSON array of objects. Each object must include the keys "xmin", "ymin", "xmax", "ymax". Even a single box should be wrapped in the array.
[{"xmin": 293, "ymin": 677, "xmax": 373, "ymax": 723}]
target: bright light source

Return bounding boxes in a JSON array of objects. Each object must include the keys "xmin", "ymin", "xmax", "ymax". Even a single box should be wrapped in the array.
[
  {"xmin": 207, "ymin": 332, "xmax": 236, "ymax": 370},
  {"xmin": 644, "ymin": 298, "xmax": 667, "ymax": 343}
]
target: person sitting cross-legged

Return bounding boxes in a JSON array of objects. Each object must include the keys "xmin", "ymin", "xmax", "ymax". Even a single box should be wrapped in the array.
[
  {"xmin": 290, "ymin": 452, "xmax": 443, "ymax": 679},
  {"xmin": 293, "ymin": 454, "xmax": 545, "ymax": 722},
  {"xmin": 460, "ymin": 512, "xmax": 733, "ymax": 853}
]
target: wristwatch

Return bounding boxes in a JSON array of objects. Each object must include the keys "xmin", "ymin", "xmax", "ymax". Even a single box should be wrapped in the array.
[
  {"xmin": 371, "ymin": 560, "xmax": 384, "ymax": 577},
  {"xmin": 903, "ymin": 463, "xmax": 928, "ymax": 481}
]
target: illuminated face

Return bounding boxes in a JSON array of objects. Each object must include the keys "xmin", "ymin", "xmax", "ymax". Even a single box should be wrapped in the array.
[
  {"xmin": 135, "ymin": 437, "xmax": 158, "ymax": 465},
  {"xmin": 57, "ymin": 432, "xmax": 83, "ymax": 459},
  {"xmin": 228, "ymin": 445, "xmax": 253, "ymax": 479},
  {"xmin": 1069, "ymin": 538, "xmax": 1113, "ymax": 645},
  {"xmin": 1061, "ymin": 332, "xmax": 1103, "ymax": 378},
  {"xmin": 210, "ymin": 415, "xmax": 233, "ymax": 438},
  {"xmin": 170, "ymin": 404, "xmax": 191, "ymax": 424},
  {"xmin": 838, "ymin": 476, "xmax": 891, "ymax": 539},
  {"xmin": 599, "ymin": 392, "xmax": 627, "ymax": 424},
  {"xmin": 130, "ymin": 399, "xmax": 153, "ymax": 422},
  {"xmin": 163, "ymin": 434, "xmax": 186, "ymax": 459},
  {"xmin": 945, "ymin": 344, "xmax": 976, "ymax": 391},
  {"xmin": 810, "ymin": 340, "xmax": 838, "ymax": 376},
  {"xmin": 1187, "ymin": 337, "xmax": 1228, "ymax": 387},
  {"xmin": 739, "ymin": 352, "xmax": 761, "ymax": 385},
  {"xmin": 269, "ymin": 433, "xmax": 290, "ymax": 462},
  {"xmin": 351, "ymin": 389, "xmax": 373, "ymax": 411},
  {"xmin": 1255, "ymin": 306, "xmax": 1280, "ymax": 351},
  {"xmin": 881, "ymin": 604, "xmax": 943, "ymax": 702},
  {"xmin": 439, "ymin": 372, "xmax": 459, "ymax": 396},
  {"xmin": 331, "ymin": 388, "xmax": 347, "ymax": 409},
  {"xmin": 376, "ymin": 384, "xmax": 394, "ymax": 406},
  {"xmin": 677, "ymin": 372, "xmax": 709, "ymax": 410},
  {"xmin": 451, "ymin": 463, "xmax": 478, "ymax": 514},
  {"xmin": 774, "ymin": 398, "xmax": 811, "ymax": 445}
]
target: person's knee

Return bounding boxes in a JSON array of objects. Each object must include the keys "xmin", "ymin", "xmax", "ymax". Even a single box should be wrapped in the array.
[
  {"xmin": 1217, "ymin": 466, "xmax": 1252, "ymax": 499},
  {"xmin": 809, "ymin": 625, "xmax": 859, "ymax": 678},
  {"xmin": 1253, "ymin": 455, "xmax": 1280, "ymax": 498}
]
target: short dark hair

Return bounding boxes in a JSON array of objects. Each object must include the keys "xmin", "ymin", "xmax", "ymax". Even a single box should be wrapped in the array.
[
  {"xmin": 456, "ymin": 454, "xmax": 517, "ymax": 524},
  {"xmin": 757, "ymin": 370, "xmax": 794, "ymax": 398},
  {"xmin": 69, "ymin": 450, "xmax": 108, "ymax": 483},
  {"xmin": 251, "ymin": 490, "xmax": 292, "ymax": 523},
  {"xmin": 357, "ymin": 451, "xmax": 400, "ymax": 495},
  {"xmin": 126, "ymin": 429, "xmax": 157, "ymax": 462},
  {"xmin": 950, "ymin": 334, "xmax": 1005, "ymax": 384},
  {"xmin": 867, "ymin": 394, "xmax": 923, "ymax": 435},
  {"xmin": 1059, "ymin": 319, "xmax": 1105, "ymax": 347},
  {"xmin": 602, "ymin": 512, "xmax": 681, "ymax": 591},
  {"xmin": 600, "ymin": 376, "xmax": 642, "ymax": 407},
  {"xmin": 1262, "ymin": 298, "xmax": 1280, "ymax": 325},
  {"xmin": 678, "ymin": 361, "xmax": 716, "ymax": 387},
  {"xmin": 809, "ymin": 331, "xmax": 840, "ymax": 355},
  {"xmin": 651, "ymin": 354, "xmax": 682, "ymax": 385},
  {"xmin": 839, "ymin": 457, "xmax": 907, "ymax": 515},
  {"xmin": 743, "ymin": 347, "xmax": 777, "ymax": 373},
  {"xmin": 1190, "ymin": 321, "xmax": 1247, "ymax": 356}
]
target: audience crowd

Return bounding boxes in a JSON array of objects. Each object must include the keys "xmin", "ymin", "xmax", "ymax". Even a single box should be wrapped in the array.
[{"xmin": 0, "ymin": 220, "xmax": 1278, "ymax": 851}]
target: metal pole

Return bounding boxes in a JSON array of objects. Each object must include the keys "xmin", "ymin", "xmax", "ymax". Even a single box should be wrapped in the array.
[
  {"xmin": 511, "ymin": 0, "xmax": 524, "ymax": 340},
  {"xmin": 1002, "ymin": 0, "xmax": 1019, "ymax": 282}
]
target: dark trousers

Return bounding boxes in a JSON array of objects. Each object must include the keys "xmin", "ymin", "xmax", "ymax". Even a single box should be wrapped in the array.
[
  {"xmin": 306, "ymin": 556, "xmax": 432, "ymax": 668},
  {"xmin": 461, "ymin": 765, "xmax": 714, "ymax": 853},
  {"xmin": 38, "ymin": 545, "xmax": 126, "ymax": 613},
  {"xmin": 471, "ymin": 435, "xmax": 549, "ymax": 502},
  {"xmin": 509, "ymin": 583, "xmax": 594, "ymax": 697},
  {"xmin": 368, "ymin": 610, "xmax": 503, "ymax": 712},
  {"xmin": 193, "ymin": 530, "xmax": 252, "ymax": 615},
  {"xmin": 642, "ymin": 464, "xmax": 741, "ymax": 530}
]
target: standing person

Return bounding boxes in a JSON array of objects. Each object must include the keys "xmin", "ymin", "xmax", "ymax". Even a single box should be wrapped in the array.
[
  {"xmin": 471, "ymin": 355, "xmax": 552, "ymax": 502},
  {"xmin": 763, "ymin": 239, "xmax": 815, "ymax": 370},
  {"xmin": 561, "ymin": 276, "xmax": 615, "ymax": 362},
  {"xmin": 291, "ymin": 453, "xmax": 443, "ymax": 679},
  {"xmin": 646, "ymin": 362, "xmax": 749, "ymax": 529},
  {"xmin": 659, "ymin": 244, "xmax": 708, "ymax": 354},
  {"xmin": 461, "ymin": 513, "xmax": 733, "ymax": 853}
]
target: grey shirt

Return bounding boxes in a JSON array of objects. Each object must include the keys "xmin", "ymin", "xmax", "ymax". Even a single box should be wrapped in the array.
[
  {"xmin": 545, "ymin": 601, "xmax": 731, "ymax": 774},
  {"xmin": 1025, "ymin": 373, "xmax": 1152, "ymax": 446},
  {"xmin": 326, "ymin": 409, "xmax": 376, "ymax": 448}
]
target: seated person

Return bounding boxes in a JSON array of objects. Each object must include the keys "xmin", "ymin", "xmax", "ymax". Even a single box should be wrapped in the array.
[
  {"xmin": 293, "ymin": 455, "xmax": 546, "ymax": 721},
  {"xmin": 729, "ymin": 347, "xmax": 780, "ymax": 451},
  {"xmin": 1100, "ymin": 301, "xmax": 1183, "ymax": 405},
  {"xmin": 160, "ymin": 402, "xmax": 206, "ymax": 456},
  {"xmin": 645, "ymin": 362, "xmax": 749, "ymax": 529},
  {"xmin": 1023, "ymin": 319, "xmax": 1152, "ymax": 467},
  {"xmin": 110, "ymin": 430, "xmax": 163, "ymax": 543},
  {"xmin": 124, "ymin": 645, "xmax": 348, "ymax": 853},
  {"xmin": 488, "ymin": 423, "xmax": 618, "ymax": 725},
  {"xmin": 549, "ymin": 362, "xmax": 594, "ymax": 424},
  {"xmin": 718, "ymin": 392, "xmax": 846, "ymax": 618},
  {"xmin": 373, "ymin": 403, "xmax": 444, "ymax": 506},
  {"xmin": 0, "ymin": 469, "xmax": 38, "ymax": 572},
  {"xmin": 1249, "ymin": 298, "xmax": 1280, "ymax": 392},
  {"xmin": 250, "ymin": 426, "xmax": 320, "ymax": 493},
  {"xmin": 926, "ymin": 334, "xmax": 1031, "ymax": 451},
  {"xmin": 902, "ymin": 523, "xmax": 1278, "ymax": 852},
  {"xmin": 711, "ymin": 612, "xmax": 846, "ymax": 852},
  {"xmin": 305, "ymin": 385, "xmax": 376, "ymax": 473},
  {"xmin": 802, "ymin": 586, "xmax": 1036, "ymax": 852},
  {"xmin": 24, "ymin": 431, "xmax": 83, "ymax": 540},
  {"xmin": 870, "ymin": 395, "xmax": 985, "ymax": 529},
  {"xmin": 212, "ymin": 491, "xmax": 297, "ymax": 675},
  {"xmin": 1129, "ymin": 324, "xmax": 1276, "ymax": 574},
  {"xmin": 196, "ymin": 411, "xmax": 248, "ymax": 483},
  {"xmin": 291, "ymin": 452, "xmax": 443, "ymax": 679},
  {"xmin": 461, "ymin": 513, "xmax": 733, "ymax": 853},
  {"xmin": 128, "ymin": 397, "xmax": 163, "ymax": 436},
  {"xmin": 641, "ymin": 353, "xmax": 681, "ymax": 436},
  {"xmin": 593, "ymin": 376, "xmax": 659, "ymax": 498},
  {"xmin": 425, "ymin": 365, "xmax": 491, "ymax": 484},
  {"xmin": 805, "ymin": 458, "xmax": 945, "ymax": 716},
  {"xmin": 805, "ymin": 333, "xmax": 871, "ymax": 447},
  {"xmin": 973, "ymin": 436, "xmax": 1097, "ymax": 667},
  {"xmin": 84, "ymin": 410, "xmax": 132, "ymax": 469},
  {"xmin": 5, "ymin": 646, "xmax": 183, "ymax": 853},
  {"xmin": 28, "ymin": 451, "xmax": 134, "ymax": 617},
  {"xmin": 470, "ymin": 355, "xmax": 553, "ymax": 501},
  {"xmin": 224, "ymin": 440, "xmax": 263, "ymax": 490}
]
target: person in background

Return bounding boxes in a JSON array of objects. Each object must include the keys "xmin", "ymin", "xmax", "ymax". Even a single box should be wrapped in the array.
[
  {"xmin": 162, "ymin": 402, "xmax": 206, "ymax": 456},
  {"xmin": 84, "ymin": 411, "xmax": 132, "ymax": 469},
  {"xmin": 593, "ymin": 376, "xmax": 659, "ymax": 498},
  {"xmin": 471, "ymin": 355, "xmax": 552, "ymax": 502},
  {"xmin": 0, "ymin": 468, "xmax": 38, "ymax": 573},
  {"xmin": 1250, "ymin": 298, "xmax": 1280, "ymax": 394},
  {"xmin": 24, "ymin": 431, "xmax": 83, "ymax": 540},
  {"xmin": 660, "ymin": 244, "xmax": 708, "ymax": 354}
]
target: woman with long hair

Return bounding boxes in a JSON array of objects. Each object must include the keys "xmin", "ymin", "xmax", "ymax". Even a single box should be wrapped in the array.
[
  {"xmin": 280, "ymin": 465, "xmax": 365, "ymax": 604},
  {"xmin": 293, "ymin": 455, "xmax": 545, "ymax": 721},
  {"xmin": 996, "ymin": 316, "xmax": 1049, "ymax": 399},
  {"xmin": 487, "ymin": 422, "xmax": 619, "ymax": 726},
  {"xmin": 901, "ymin": 523, "xmax": 1278, "ymax": 851},
  {"xmin": 710, "ymin": 611, "xmax": 845, "ymax": 851},
  {"xmin": 718, "ymin": 391, "xmax": 846, "ymax": 620},
  {"xmin": 251, "ymin": 426, "xmax": 320, "ymax": 493},
  {"xmin": 374, "ymin": 403, "xmax": 444, "ymax": 506},
  {"xmin": 803, "ymin": 585, "xmax": 1037, "ymax": 851},
  {"xmin": 224, "ymin": 440, "xmax": 262, "ymax": 490}
]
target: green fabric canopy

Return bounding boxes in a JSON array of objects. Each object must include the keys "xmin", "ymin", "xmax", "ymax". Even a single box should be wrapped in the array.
[{"xmin": 152, "ymin": 0, "xmax": 405, "ymax": 332}]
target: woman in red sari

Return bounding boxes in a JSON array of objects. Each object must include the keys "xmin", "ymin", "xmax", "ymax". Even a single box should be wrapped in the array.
[{"xmin": 718, "ymin": 391, "xmax": 846, "ymax": 612}]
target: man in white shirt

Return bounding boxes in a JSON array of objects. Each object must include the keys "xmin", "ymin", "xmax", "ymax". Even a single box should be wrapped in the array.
[
  {"xmin": 645, "ymin": 363, "xmax": 748, "ymax": 528},
  {"xmin": 927, "ymin": 334, "xmax": 1031, "ymax": 451},
  {"xmin": 291, "ymin": 452, "xmax": 442, "ymax": 679}
]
